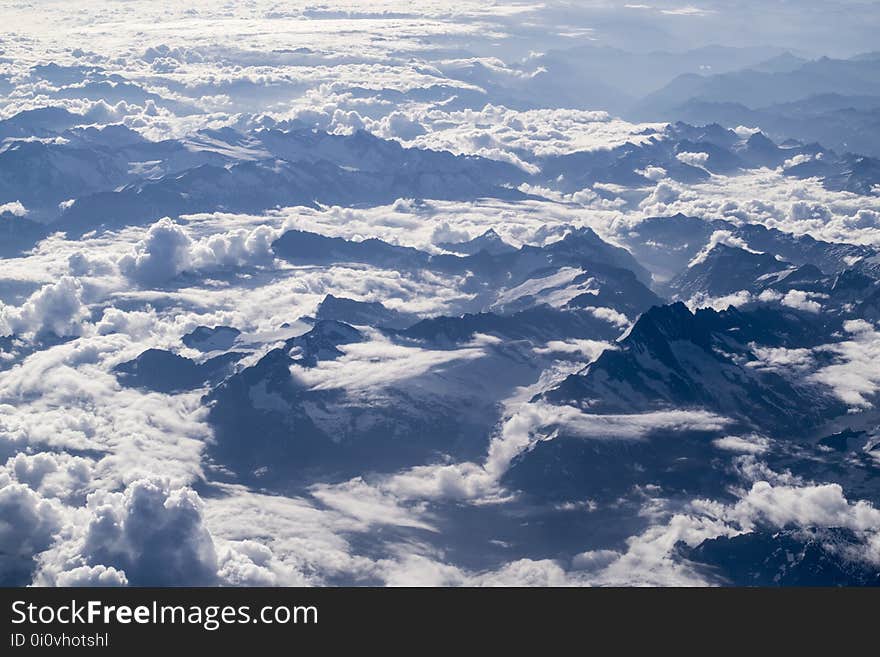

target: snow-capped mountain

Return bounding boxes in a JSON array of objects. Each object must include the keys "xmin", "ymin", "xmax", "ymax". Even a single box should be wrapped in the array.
[
  {"xmin": 670, "ymin": 244, "xmax": 793, "ymax": 297},
  {"xmin": 2, "ymin": 1, "xmax": 880, "ymax": 590},
  {"xmin": 544, "ymin": 302, "xmax": 845, "ymax": 431}
]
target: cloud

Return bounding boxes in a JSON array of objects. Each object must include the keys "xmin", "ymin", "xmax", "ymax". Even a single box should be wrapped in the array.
[
  {"xmin": 216, "ymin": 539, "xmax": 305, "ymax": 587},
  {"xmin": 733, "ymin": 126, "xmax": 760, "ymax": 139},
  {"xmin": 291, "ymin": 332, "xmax": 487, "ymax": 392},
  {"xmin": 403, "ymin": 105, "xmax": 665, "ymax": 170},
  {"xmin": 374, "ymin": 473, "xmax": 880, "ymax": 587},
  {"xmin": 72, "ymin": 478, "xmax": 218, "ymax": 586},
  {"xmin": 0, "ymin": 277, "xmax": 90, "ymax": 337},
  {"xmin": 68, "ymin": 251, "xmax": 115, "ymax": 277},
  {"xmin": 0, "ymin": 201, "xmax": 28, "ymax": 217},
  {"xmin": 533, "ymin": 339, "xmax": 614, "ymax": 360},
  {"xmin": 633, "ymin": 170, "xmax": 880, "ymax": 248},
  {"xmin": 574, "ymin": 478, "xmax": 880, "ymax": 585},
  {"xmin": 430, "ymin": 221, "xmax": 470, "ymax": 245},
  {"xmin": 636, "ymin": 166, "xmax": 667, "ymax": 181},
  {"xmin": 732, "ymin": 481, "xmax": 880, "ymax": 533},
  {"xmin": 118, "ymin": 218, "xmax": 278, "ymax": 285},
  {"xmin": 94, "ymin": 307, "xmax": 161, "ymax": 338},
  {"xmin": 747, "ymin": 346, "xmax": 814, "ymax": 373},
  {"xmin": 24, "ymin": 477, "xmax": 307, "ymax": 587},
  {"xmin": 2, "ymin": 452, "xmax": 93, "ymax": 503},
  {"xmin": 474, "ymin": 559, "xmax": 570, "ymax": 586},
  {"xmin": 189, "ymin": 225, "xmax": 277, "ymax": 269},
  {"xmin": 810, "ymin": 321, "xmax": 880, "ymax": 408},
  {"xmin": 687, "ymin": 230, "xmax": 759, "ymax": 267},
  {"xmin": 576, "ymin": 511, "xmax": 736, "ymax": 586},
  {"xmin": 789, "ymin": 201, "xmax": 832, "ymax": 223},
  {"xmin": 54, "ymin": 564, "xmax": 128, "ymax": 587},
  {"xmin": 780, "ymin": 289, "xmax": 822, "ymax": 313},
  {"xmin": 202, "ymin": 485, "xmax": 380, "ymax": 585},
  {"xmin": 0, "ymin": 334, "xmax": 211, "ymax": 490},
  {"xmin": 675, "ymin": 151, "xmax": 710, "ymax": 168},
  {"xmin": 117, "ymin": 219, "xmax": 193, "ymax": 285},
  {"xmin": 684, "ymin": 287, "xmax": 828, "ymax": 314},
  {"xmin": 315, "ymin": 402, "xmax": 731, "ymax": 512},
  {"xmin": 712, "ymin": 434, "xmax": 771, "ymax": 454},
  {"xmin": 783, "ymin": 153, "xmax": 814, "ymax": 169},
  {"xmin": 377, "ymin": 111, "xmax": 426, "ymax": 140},
  {"xmin": 310, "ymin": 478, "xmax": 435, "ymax": 531},
  {"xmin": 571, "ymin": 549, "xmax": 618, "ymax": 570},
  {"xmin": 525, "ymin": 406, "xmax": 731, "ymax": 443},
  {"xmin": 640, "ymin": 180, "xmax": 682, "ymax": 208},
  {"xmin": 0, "ymin": 481, "xmax": 64, "ymax": 585},
  {"xmin": 661, "ymin": 6, "xmax": 713, "ymax": 17},
  {"xmin": 377, "ymin": 553, "xmax": 468, "ymax": 586},
  {"xmin": 371, "ymin": 543, "xmax": 583, "ymax": 588},
  {"xmin": 584, "ymin": 306, "xmax": 631, "ymax": 328}
]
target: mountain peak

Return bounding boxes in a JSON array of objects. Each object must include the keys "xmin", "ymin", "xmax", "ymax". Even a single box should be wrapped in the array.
[
  {"xmin": 286, "ymin": 320, "xmax": 363, "ymax": 367},
  {"xmin": 673, "ymin": 243, "xmax": 791, "ymax": 297},
  {"xmin": 624, "ymin": 301, "xmax": 710, "ymax": 349},
  {"xmin": 182, "ymin": 325, "xmax": 241, "ymax": 352},
  {"xmin": 315, "ymin": 295, "xmax": 414, "ymax": 329},
  {"xmin": 543, "ymin": 301, "xmax": 841, "ymax": 428},
  {"xmin": 439, "ymin": 227, "xmax": 516, "ymax": 256},
  {"xmin": 745, "ymin": 131, "xmax": 776, "ymax": 149}
]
